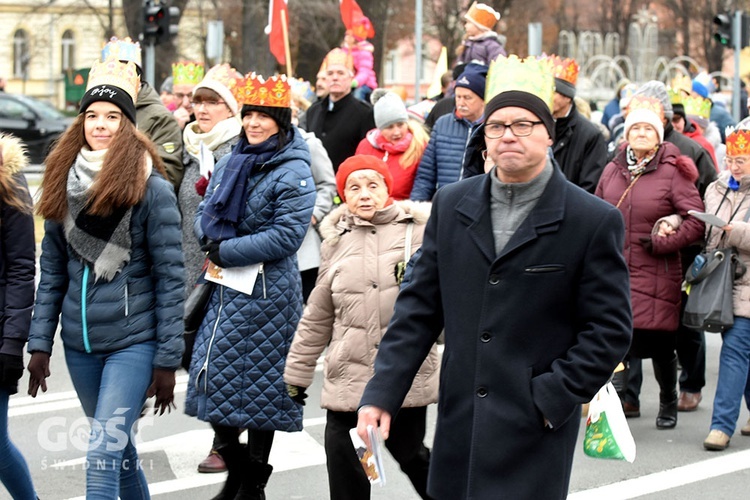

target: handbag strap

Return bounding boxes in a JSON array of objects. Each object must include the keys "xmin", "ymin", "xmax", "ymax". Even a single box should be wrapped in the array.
[{"xmin": 615, "ymin": 172, "xmax": 643, "ymax": 209}]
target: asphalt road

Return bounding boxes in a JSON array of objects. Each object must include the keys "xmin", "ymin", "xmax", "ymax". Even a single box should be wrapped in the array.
[{"xmin": 3, "ymin": 333, "xmax": 750, "ymax": 500}]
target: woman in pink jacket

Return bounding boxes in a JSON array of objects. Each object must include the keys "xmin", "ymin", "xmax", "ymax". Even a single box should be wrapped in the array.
[
  {"xmin": 596, "ymin": 96, "xmax": 705, "ymax": 430},
  {"xmin": 355, "ymin": 91, "xmax": 430, "ymax": 200}
]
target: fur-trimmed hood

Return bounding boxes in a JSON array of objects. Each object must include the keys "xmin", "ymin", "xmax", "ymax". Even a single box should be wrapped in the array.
[
  {"xmin": 0, "ymin": 133, "xmax": 29, "ymax": 177},
  {"xmin": 319, "ymin": 200, "xmax": 431, "ymax": 245}
]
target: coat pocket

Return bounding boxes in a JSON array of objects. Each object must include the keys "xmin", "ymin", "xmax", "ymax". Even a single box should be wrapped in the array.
[{"xmin": 524, "ymin": 264, "xmax": 566, "ymax": 273}]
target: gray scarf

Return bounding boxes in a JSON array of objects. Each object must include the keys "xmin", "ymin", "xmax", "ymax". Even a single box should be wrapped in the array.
[{"xmin": 63, "ymin": 148, "xmax": 142, "ymax": 281}]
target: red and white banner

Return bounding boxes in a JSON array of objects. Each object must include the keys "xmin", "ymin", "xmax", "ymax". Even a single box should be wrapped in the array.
[{"xmin": 265, "ymin": 0, "xmax": 288, "ymax": 66}]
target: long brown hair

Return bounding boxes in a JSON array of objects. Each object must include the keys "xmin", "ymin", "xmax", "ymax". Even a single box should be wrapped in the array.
[{"xmin": 37, "ymin": 115, "xmax": 166, "ymax": 221}]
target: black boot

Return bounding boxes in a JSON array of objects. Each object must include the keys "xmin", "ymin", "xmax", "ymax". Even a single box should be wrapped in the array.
[
  {"xmin": 234, "ymin": 461, "xmax": 273, "ymax": 500},
  {"xmin": 653, "ymin": 355, "xmax": 678, "ymax": 429},
  {"xmin": 211, "ymin": 444, "xmax": 247, "ymax": 500}
]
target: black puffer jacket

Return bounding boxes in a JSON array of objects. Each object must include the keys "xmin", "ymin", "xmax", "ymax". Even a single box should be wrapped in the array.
[
  {"xmin": 0, "ymin": 134, "xmax": 36, "ymax": 394},
  {"xmin": 552, "ymin": 104, "xmax": 608, "ymax": 193}
]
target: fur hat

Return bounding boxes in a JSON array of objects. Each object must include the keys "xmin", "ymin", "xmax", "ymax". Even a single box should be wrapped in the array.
[
  {"xmin": 624, "ymin": 108, "xmax": 664, "ymax": 143},
  {"xmin": 465, "ymin": 2, "xmax": 500, "ymax": 32},
  {"xmin": 371, "ymin": 90, "xmax": 408, "ymax": 129},
  {"xmin": 336, "ymin": 155, "xmax": 393, "ymax": 201},
  {"xmin": 633, "ymin": 81, "xmax": 673, "ymax": 120}
]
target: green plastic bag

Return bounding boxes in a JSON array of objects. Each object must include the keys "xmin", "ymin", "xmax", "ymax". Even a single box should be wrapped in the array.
[{"xmin": 583, "ymin": 382, "xmax": 636, "ymax": 462}]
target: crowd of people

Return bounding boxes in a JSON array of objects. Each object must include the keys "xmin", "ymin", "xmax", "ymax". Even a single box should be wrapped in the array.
[{"xmin": 3, "ymin": 1, "xmax": 750, "ymax": 499}]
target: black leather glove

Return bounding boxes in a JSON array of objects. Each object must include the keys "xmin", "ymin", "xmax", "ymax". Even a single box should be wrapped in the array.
[
  {"xmin": 27, "ymin": 351, "xmax": 51, "ymax": 397},
  {"xmin": 147, "ymin": 369, "xmax": 176, "ymax": 415},
  {"xmin": 638, "ymin": 236, "xmax": 654, "ymax": 254},
  {"xmin": 287, "ymin": 384, "xmax": 308, "ymax": 406},
  {"xmin": 0, "ymin": 353, "xmax": 24, "ymax": 388},
  {"xmin": 201, "ymin": 241, "xmax": 224, "ymax": 267}
]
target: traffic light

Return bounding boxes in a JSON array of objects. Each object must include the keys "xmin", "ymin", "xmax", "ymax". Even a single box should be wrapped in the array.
[
  {"xmin": 143, "ymin": 1, "xmax": 179, "ymax": 45},
  {"xmin": 714, "ymin": 12, "xmax": 733, "ymax": 46},
  {"xmin": 143, "ymin": 1, "xmax": 166, "ymax": 44}
]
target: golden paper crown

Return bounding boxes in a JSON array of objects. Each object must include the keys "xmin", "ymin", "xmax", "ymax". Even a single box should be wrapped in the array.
[
  {"xmin": 86, "ymin": 56, "xmax": 139, "ymax": 102},
  {"xmin": 201, "ymin": 63, "xmax": 242, "ymax": 91},
  {"xmin": 485, "ymin": 55, "xmax": 555, "ymax": 109},
  {"xmin": 321, "ymin": 48, "xmax": 354, "ymax": 72},
  {"xmin": 465, "ymin": 2, "xmax": 500, "ymax": 31},
  {"xmin": 233, "ymin": 73, "xmax": 291, "ymax": 108},
  {"xmin": 671, "ymin": 74, "xmax": 692, "ymax": 96},
  {"xmin": 548, "ymin": 55, "xmax": 579, "ymax": 86},
  {"xmin": 101, "ymin": 36, "xmax": 141, "ymax": 68},
  {"xmin": 682, "ymin": 95, "xmax": 712, "ymax": 120},
  {"xmin": 627, "ymin": 95, "xmax": 665, "ymax": 121},
  {"xmin": 668, "ymin": 87, "xmax": 684, "ymax": 105},
  {"xmin": 726, "ymin": 129, "xmax": 750, "ymax": 156},
  {"xmin": 172, "ymin": 61, "xmax": 205, "ymax": 87}
]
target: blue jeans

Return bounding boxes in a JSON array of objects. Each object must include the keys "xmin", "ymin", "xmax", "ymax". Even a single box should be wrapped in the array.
[
  {"xmin": 65, "ymin": 342, "xmax": 155, "ymax": 500},
  {"xmin": 0, "ymin": 389, "xmax": 36, "ymax": 499},
  {"xmin": 711, "ymin": 317, "xmax": 750, "ymax": 436}
]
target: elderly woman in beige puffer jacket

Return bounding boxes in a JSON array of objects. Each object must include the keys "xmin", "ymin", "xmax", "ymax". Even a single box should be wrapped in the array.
[{"xmin": 284, "ymin": 155, "xmax": 438, "ymax": 500}]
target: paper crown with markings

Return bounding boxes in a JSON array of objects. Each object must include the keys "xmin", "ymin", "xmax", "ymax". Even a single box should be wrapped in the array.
[
  {"xmin": 172, "ymin": 61, "xmax": 205, "ymax": 87},
  {"xmin": 320, "ymin": 48, "xmax": 354, "ymax": 73},
  {"xmin": 233, "ymin": 73, "xmax": 291, "ymax": 108},
  {"xmin": 101, "ymin": 36, "xmax": 141, "ymax": 68},
  {"xmin": 627, "ymin": 95, "xmax": 665, "ymax": 120},
  {"xmin": 86, "ymin": 56, "xmax": 139, "ymax": 102},
  {"xmin": 194, "ymin": 63, "xmax": 243, "ymax": 115},
  {"xmin": 485, "ymin": 55, "xmax": 554, "ymax": 109},
  {"xmin": 682, "ymin": 95, "xmax": 712, "ymax": 120},
  {"xmin": 725, "ymin": 118, "xmax": 750, "ymax": 155},
  {"xmin": 547, "ymin": 55, "xmax": 579, "ymax": 86}
]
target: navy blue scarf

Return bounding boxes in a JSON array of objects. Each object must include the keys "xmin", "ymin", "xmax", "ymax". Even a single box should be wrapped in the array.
[{"xmin": 201, "ymin": 134, "xmax": 278, "ymax": 241}]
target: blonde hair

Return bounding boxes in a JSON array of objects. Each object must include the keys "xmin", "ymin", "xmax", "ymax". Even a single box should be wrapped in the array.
[{"xmin": 400, "ymin": 119, "xmax": 430, "ymax": 169}]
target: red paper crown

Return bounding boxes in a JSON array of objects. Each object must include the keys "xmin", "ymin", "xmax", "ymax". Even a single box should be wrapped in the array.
[
  {"xmin": 548, "ymin": 55, "xmax": 579, "ymax": 86},
  {"xmin": 627, "ymin": 95, "xmax": 665, "ymax": 121},
  {"xmin": 727, "ymin": 129, "xmax": 750, "ymax": 156},
  {"xmin": 233, "ymin": 73, "xmax": 291, "ymax": 108}
]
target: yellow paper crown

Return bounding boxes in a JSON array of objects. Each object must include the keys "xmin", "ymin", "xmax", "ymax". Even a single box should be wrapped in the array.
[
  {"xmin": 172, "ymin": 61, "xmax": 205, "ymax": 87},
  {"xmin": 671, "ymin": 74, "xmax": 692, "ymax": 96},
  {"xmin": 101, "ymin": 36, "xmax": 141, "ymax": 68},
  {"xmin": 627, "ymin": 95, "xmax": 665, "ymax": 121},
  {"xmin": 233, "ymin": 73, "xmax": 291, "ymax": 108},
  {"xmin": 682, "ymin": 95, "xmax": 712, "ymax": 120},
  {"xmin": 321, "ymin": 48, "xmax": 354, "ymax": 72},
  {"xmin": 201, "ymin": 63, "xmax": 242, "ymax": 90},
  {"xmin": 86, "ymin": 56, "xmax": 139, "ymax": 102},
  {"xmin": 726, "ymin": 129, "xmax": 750, "ymax": 156},
  {"xmin": 485, "ymin": 55, "xmax": 555, "ymax": 109},
  {"xmin": 548, "ymin": 55, "xmax": 579, "ymax": 86}
]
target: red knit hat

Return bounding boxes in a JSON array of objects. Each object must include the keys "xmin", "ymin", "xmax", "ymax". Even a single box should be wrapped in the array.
[{"xmin": 336, "ymin": 155, "xmax": 393, "ymax": 201}]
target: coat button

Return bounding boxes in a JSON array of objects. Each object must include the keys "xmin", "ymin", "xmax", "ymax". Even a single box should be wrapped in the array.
[
  {"xmin": 374, "ymin": 342, "xmax": 379, "ymax": 348},
  {"xmin": 476, "ymin": 387, "xmax": 488, "ymax": 398},
  {"xmin": 480, "ymin": 332, "xmax": 491, "ymax": 342},
  {"xmin": 489, "ymin": 274, "xmax": 499, "ymax": 285},
  {"xmin": 372, "ymin": 283, "xmax": 378, "ymax": 288},
  {"xmin": 371, "ymin": 229, "xmax": 376, "ymax": 234}
]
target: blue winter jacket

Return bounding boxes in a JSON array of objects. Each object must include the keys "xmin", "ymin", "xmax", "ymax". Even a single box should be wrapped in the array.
[
  {"xmin": 28, "ymin": 173, "xmax": 185, "ymax": 370},
  {"xmin": 184, "ymin": 128, "xmax": 315, "ymax": 431},
  {"xmin": 410, "ymin": 112, "xmax": 478, "ymax": 201}
]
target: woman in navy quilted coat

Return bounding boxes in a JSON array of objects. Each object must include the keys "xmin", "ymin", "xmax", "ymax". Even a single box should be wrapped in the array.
[
  {"xmin": 26, "ymin": 59, "xmax": 184, "ymax": 498},
  {"xmin": 185, "ymin": 74, "xmax": 315, "ymax": 500}
]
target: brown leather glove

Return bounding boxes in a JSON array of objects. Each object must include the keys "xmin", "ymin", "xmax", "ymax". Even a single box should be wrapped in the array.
[
  {"xmin": 27, "ymin": 351, "xmax": 51, "ymax": 397},
  {"xmin": 147, "ymin": 368, "xmax": 176, "ymax": 415}
]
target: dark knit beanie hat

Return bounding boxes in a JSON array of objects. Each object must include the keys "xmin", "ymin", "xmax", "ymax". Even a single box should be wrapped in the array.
[
  {"xmin": 455, "ymin": 63, "xmax": 488, "ymax": 100},
  {"xmin": 241, "ymin": 104, "xmax": 292, "ymax": 132},
  {"xmin": 483, "ymin": 90, "xmax": 555, "ymax": 141},
  {"xmin": 554, "ymin": 78, "xmax": 576, "ymax": 99},
  {"xmin": 79, "ymin": 84, "xmax": 137, "ymax": 124}
]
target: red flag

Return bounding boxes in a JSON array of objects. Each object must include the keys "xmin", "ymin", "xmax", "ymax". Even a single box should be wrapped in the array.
[
  {"xmin": 265, "ymin": 0, "xmax": 288, "ymax": 65},
  {"xmin": 339, "ymin": 0, "xmax": 375, "ymax": 38}
]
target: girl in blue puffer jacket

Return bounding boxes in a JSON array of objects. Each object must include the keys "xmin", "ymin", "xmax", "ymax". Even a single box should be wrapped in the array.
[{"xmin": 27, "ymin": 58, "xmax": 184, "ymax": 499}]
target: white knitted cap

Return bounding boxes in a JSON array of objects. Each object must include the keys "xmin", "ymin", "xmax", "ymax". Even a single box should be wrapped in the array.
[{"xmin": 624, "ymin": 108, "xmax": 664, "ymax": 143}]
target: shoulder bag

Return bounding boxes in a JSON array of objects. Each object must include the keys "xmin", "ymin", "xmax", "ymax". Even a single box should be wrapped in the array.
[{"xmin": 683, "ymin": 190, "xmax": 749, "ymax": 333}]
